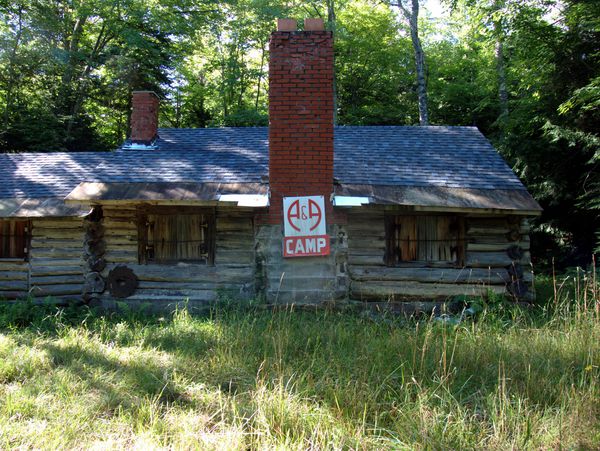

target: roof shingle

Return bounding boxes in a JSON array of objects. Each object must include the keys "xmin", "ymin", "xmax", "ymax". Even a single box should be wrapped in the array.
[{"xmin": 0, "ymin": 125, "xmax": 528, "ymax": 202}]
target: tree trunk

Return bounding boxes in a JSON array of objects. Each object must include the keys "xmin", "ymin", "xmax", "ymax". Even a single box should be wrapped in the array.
[
  {"xmin": 327, "ymin": 0, "xmax": 338, "ymax": 125},
  {"xmin": 255, "ymin": 40, "xmax": 266, "ymax": 111},
  {"xmin": 408, "ymin": 0, "xmax": 429, "ymax": 125},
  {"xmin": 495, "ymin": 21, "xmax": 509, "ymax": 123},
  {"xmin": 2, "ymin": 6, "xmax": 24, "ymax": 127}
]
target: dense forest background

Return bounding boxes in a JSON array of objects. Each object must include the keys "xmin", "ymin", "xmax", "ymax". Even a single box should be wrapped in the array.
[{"xmin": 0, "ymin": 0, "xmax": 598, "ymax": 267}]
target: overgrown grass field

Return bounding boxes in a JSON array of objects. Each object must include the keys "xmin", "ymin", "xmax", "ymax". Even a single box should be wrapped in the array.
[{"xmin": 0, "ymin": 274, "xmax": 599, "ymax": 449}]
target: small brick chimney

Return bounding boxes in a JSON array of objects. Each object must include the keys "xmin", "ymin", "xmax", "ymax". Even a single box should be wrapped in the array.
[
  {"xmin": 267, "ymin": 18, "xmax": 334, "ymax": 223},
  {"xmin": 130, "ymin": 91, "xmax": 159, "ymax": 143}
]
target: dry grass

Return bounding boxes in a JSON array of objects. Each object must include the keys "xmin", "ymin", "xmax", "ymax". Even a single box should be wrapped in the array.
[{"xmin": 0, "ymin": 269, "xmax": 598, "ymax": 449}]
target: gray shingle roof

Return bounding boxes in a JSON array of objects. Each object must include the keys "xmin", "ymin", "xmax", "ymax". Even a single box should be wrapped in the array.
[
  {"xmin": 0, "ymin": 152, "xmax": 105, "ymax": 199},
  {"xmin": 0, "ymin": 125, "xmax": 527, "ymax": 202}
]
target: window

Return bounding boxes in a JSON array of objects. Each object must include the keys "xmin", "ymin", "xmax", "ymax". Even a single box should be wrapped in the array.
[
  {"xmin": 0, "ymin": 220, "xmax": 30, "ymax": 260},
  {"xmin": 385, "ymin": 215, "xmax": 464, "ymax": 266},
  {"xmin": 138, "ymin": 208, "xmax": 215, "ymax": 264}
]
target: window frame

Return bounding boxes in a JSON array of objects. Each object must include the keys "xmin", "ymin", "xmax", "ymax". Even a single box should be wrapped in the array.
[
  {"xmin": 137, "ymin": 207, "xmax": 216, "ymax": 265},
  {"xmin": 384, "ymin": 213, "xmax": 465, "ymax": 267},
  {"xmin": 0, "ymin": 219, "xmax": 31, "ymax": 261}
]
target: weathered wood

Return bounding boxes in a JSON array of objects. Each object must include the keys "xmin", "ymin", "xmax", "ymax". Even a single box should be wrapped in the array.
[
  {"xmin": 347, "ymin": 254, "xmax": 386, "ymax": 266},
  {"xmin": 29, "ymin": 249, "xmax": 82, "ymax": 259},
  {"xmin": 215, "ymin": 250, "xmax": 254, "ymax": 264},
  {"xmin": 30, "ymin": 265, "xmax": 83, "ymax": 276},
  {"xmin": 30, "ymin": 275, "xmax": 83, "ymax": 285},
  {"xmin": 0, "ymin": 262, "xmax": 28, "ymax": 271},
  {"xmin": 0, "ymin": 271, "xmax": 28, "ymax": 281},
  {"xmin": 30, "ymin": 239, "xmax": 83, "ymax": 249},
  {"xmin": 29, "ymin": 258, "xmax": 84, "ymax": 266},
  {"xmin": 467, "ymin": 242, "xmax": 530, "ymax": 252},
  {"xmin": 466, "ymin": 252, "xmax": 513, "ymax": 268},
  {"xmin": 466, "ymin": 226, "xmax": 510, "ymax": 236},
  {"xmin": 0, "ymin": 291, "xmax": 29, "ymax": 299},
  {"xmin": 31, "ymin": 229, "xmax": 84, "ymax": 239},
  {"xmin": 101, "ymin": 263, "xmax": 254, "ymax": 283},
  {"xmin": 349, "ymin": 266, "xmax": 510, "ymax": 284},
  {"xmin": 121, "ymin": 290, "xmax": 218, "ymax": 302},
  {"xmin": 350, "ymin": 281, "xmax": 505, "ymax": 300},
  {"xmin": 138, "ymin": 281, "xmax": 251, "ymax": 291},
  {"xmin": 0, "ymin": 280, "xmax": 29, "ymax": 290},
  {"xmin": 83, "ymin": 272, "xmax": 105, "ymax": 294},
  {"xmin": 31, "ymin": 220, "xmax": 83, "ymax": 229},
  {"xmin": 86, "ymin": 256, "xmax": 106, "ymax": 272},
  {"xmin": 29, "ymin": 284, "xmax": 82, "ymax": 296}
]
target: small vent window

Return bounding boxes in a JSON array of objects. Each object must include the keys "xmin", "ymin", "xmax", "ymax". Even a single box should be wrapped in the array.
[
  {"xmin": 138, "ymin": 209, "xmax": 215, "ymax": 265},
  {"xmin": 385, "ymin": 215, "xmax": 464, "ymax": 266},
  {"xmin": 0, "ymin": 220, "xmax": 30, "ymax": 260}
]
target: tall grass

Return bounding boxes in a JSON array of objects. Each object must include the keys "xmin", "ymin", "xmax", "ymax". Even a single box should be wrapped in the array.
[{"xmin": 0, "ymin": 269, "xmax": 598, "ymax": 449}]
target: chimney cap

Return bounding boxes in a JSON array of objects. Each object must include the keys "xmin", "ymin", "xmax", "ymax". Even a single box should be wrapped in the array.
[
  {"xmin": 304, "ymin": 18, "xmax": 325, "ymax": 31},
  {"xmin": 277, "ymin": 18, "xmax": 297, "ymax": 32},
  {"xmin": 132, "ymin": 90, "xmax": 160, "ymax": 99}
]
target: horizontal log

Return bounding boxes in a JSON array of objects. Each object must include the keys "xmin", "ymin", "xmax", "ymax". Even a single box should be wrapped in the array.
[
  {"xmin": 216, "ymin": 241, "xmax": 256, "ymax": 251},
  {"xmin": 30, "ymin": 275, "xmax": 83, "ymax": 285},
  {"xmin": 137, "ymin": 281, "xmax": 251, "ymax": 291},
  {"xmin": 102, "ymin": 219, "xmax": 136, "ymax": 228},
  {"xmin": 217, "ymin": 230, "xmax": 254, "ymax": 239},
  {"xmin": 29, "ymin": 284, "xmax": 82, "ymax": 297},
  {"xmin": 31, "ymin": 239, "xmax": 83, "ymax": 249},
  {"xmin": 350, "ymin": 281, "xmax": 506, "ymax": 300},
  {"xmin": 466, "ymin": 226, "xmax": 510, "ymax": 235},
  {"xmin": 0, "ymin": 272, "xmax": 28, "ymax": 281},
  {"xmin": 101, "ymin": 263, "xmax": 254, "ymax": 283},
  {"xmin": 265, "ymin": 262, "xmax": 336, "ymax": 277},
  {"xmin": 32, "ymin": 219, "xmax": 83, "ymax": 229},
  {"xmin": 104, "ymin": 253, "xmax": 137, "ymax": 264},
  {"xmin": 0, "ymin": 291, "xmax": 29, "ymax": 299},
  {"xmin": 214, "ymin": 250, "xmax": 254, "ymax": 264},
  {"xmin": 103, "ymin": 236, "xmax": 136, "ymax": 246},
  {"xmin": 30, "ymin": 249, "xmax": 82, "ymax": 259},
  {"xmin": 0, "ymin": 280, "xmax": 28, "ymax": 290},
  {"xmin": 0, "ymin": 262, "xmax": 29, "ymax": 271},
  {"xmin": 30, "ymin": 265, "xmax": 83, "ymax": 276},
  {"xmin": 467, "ymin": 242, "xmax": 530, "ymax": 252},
  {"xmin": 466, "ymin": 252, "xmax": 513, "ymax": 268},
  {"xmin": 349, "ymin": 266, "xmax": 510, "ymax": 284},
  {"xmin": 117, "ymin": 290, "xmax": 218, "ymax": 302},
  {"xmin": 29, "ymin": 258, "xmax": 84, "ymax": 266},
  {"xmin": 103, "ymin": 230, "xmax": 137, "ymax": 238},
  {"xmin": 268, "ymin": 275, "xmax": 337, "ymax": 291},
  {"xmin": 467, "ymin": 226, "xmax": 529, "ymax": 236},
  {"xmin": 104, "ymin": 244, "xmax": 137, "ymax": 253},
  {"xmin": 347, "ymin": 255, "xmax": 386, "ymax": 266}
]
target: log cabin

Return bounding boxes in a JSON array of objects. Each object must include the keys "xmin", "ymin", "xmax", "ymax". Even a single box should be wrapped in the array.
[{"xmin": 0, "ymin": 18, "xmax": 541, "ymax": 311}]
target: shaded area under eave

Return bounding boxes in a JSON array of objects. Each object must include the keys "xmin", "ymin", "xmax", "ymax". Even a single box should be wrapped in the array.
[
  {"xmin": 65, "ymin": 182, "xmax": 269, "ymax": 204},
  {"xmin": 334, "ymin": 184, "xmax": 542, "ymax": 215},
  {"xmin": 0, "ymin": 198, "xmax": 92, "ymax": 218}
]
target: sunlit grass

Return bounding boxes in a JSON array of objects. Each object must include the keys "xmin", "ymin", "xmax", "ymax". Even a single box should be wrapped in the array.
[{"xmin": 0, "ymin": 271, "xmax": 598, "ymax": 449}]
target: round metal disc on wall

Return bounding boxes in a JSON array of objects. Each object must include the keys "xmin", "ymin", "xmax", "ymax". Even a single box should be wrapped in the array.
[{"xmin": 107, "ymin": 266, "xmax": 139, "ymax": 299}]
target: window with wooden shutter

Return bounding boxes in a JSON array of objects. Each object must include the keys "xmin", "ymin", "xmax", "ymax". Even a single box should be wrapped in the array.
[
  {"xmin": 0, "ymin": 220, "xmax": 30, "ymax": 260},
  {"xmin": 385, "ymin": 215, "xmax": 464, "ymax": 266},
  {"xmin": 138, "ymin": 208, "xmax": 215, "ymax": 264}
]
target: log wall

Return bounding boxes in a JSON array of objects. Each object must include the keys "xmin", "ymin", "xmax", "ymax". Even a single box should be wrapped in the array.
[
  {"xmin": 0, "ymin": 218, "xmax": 85, "ymax": 301},
  {"xmin": 346, "ymin": 209, "xmax": 533, "ymax": 301},
  {"xmin": 99, "ymin": 205, "xmax": 256, "ymax": 310}
]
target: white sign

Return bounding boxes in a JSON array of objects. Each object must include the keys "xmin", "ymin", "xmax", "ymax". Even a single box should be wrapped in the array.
[{"xmin": 283, "ymin": 195, "xmax": 329, "ymax": 257}]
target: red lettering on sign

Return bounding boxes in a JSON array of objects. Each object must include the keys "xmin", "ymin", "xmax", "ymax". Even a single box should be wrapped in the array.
[
  {"xmin": 287, "ymin": 200, "xmax": 302, "ymax": 232},
  {"xmin": 287, "ymin": 198, "xmax": 322, "ymax": 233},
  {"xmin": 284, "ymin": 235, "xmax": 329, "ymax": 257}
]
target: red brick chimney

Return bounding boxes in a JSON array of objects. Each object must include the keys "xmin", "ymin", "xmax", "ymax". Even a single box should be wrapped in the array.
[
  {"xmin": 267, "ymin": 18, "xmax": 334, "ymax": 223},
  {"xmin": 130, "ymin": 91, "xmax": 159, "ymax": 143}
]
